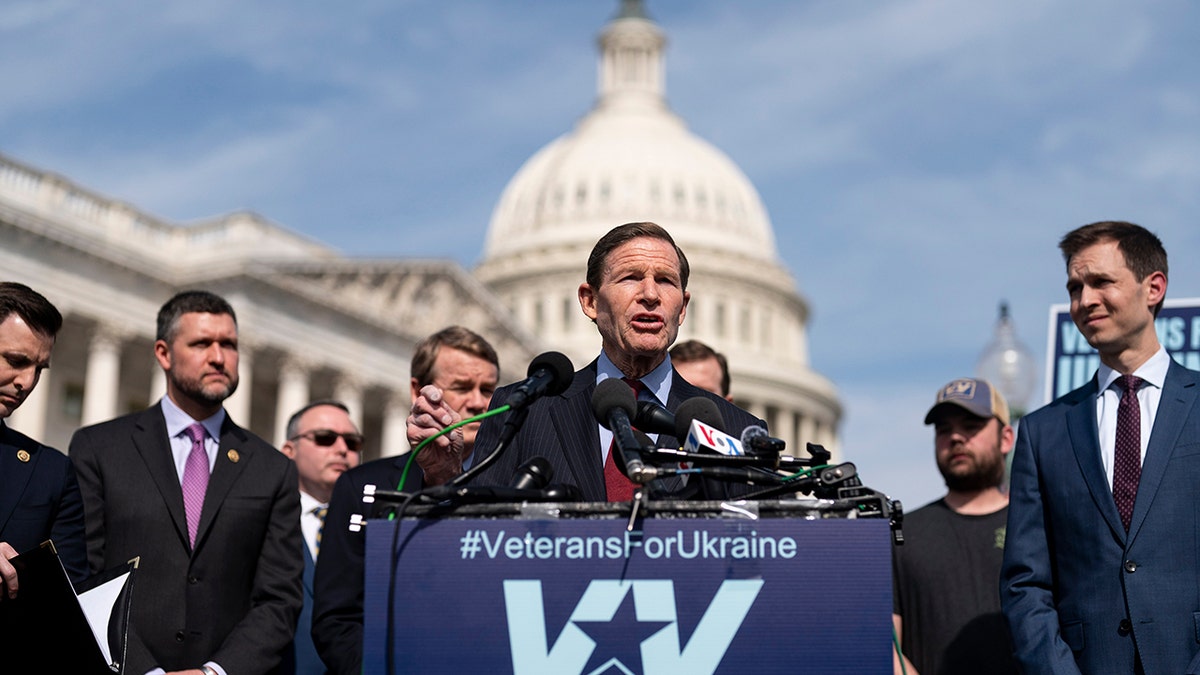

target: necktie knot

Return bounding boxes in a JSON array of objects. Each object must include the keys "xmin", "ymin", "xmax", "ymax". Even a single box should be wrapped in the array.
[
  {"xmin": 1116, "ymin": 374, "xmax": 1145, "ymax": 396},
  {"xmin": 185, "ymin": 422, "xmax": 206, "ymax": 446},
  {"xmin": 622, "ymin": 377, "xmax": 645, "ymax": 399}
]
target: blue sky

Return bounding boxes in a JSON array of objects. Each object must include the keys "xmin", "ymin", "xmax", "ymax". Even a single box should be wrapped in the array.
[{"xmin": 3, "ymin": 0, "xmax": 1198, "ymax": 510}]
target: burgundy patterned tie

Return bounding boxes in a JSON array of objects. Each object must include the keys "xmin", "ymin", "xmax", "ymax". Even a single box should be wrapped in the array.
[
  {"xmin": 182, "ymin": 423, "xmax": 210, "ymax": 547},
  {"xmin": 603, "ymin": 378, "xmax": 643, "ymax": 501},
  {"xmin": 1113, "ymin": 375, "xmax": 1144, "ymax": 531}
]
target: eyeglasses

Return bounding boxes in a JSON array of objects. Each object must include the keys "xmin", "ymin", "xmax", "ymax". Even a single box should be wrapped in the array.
[{"xmin": 290, "ymin": 429, "xmax": 364, "ymax": 452}]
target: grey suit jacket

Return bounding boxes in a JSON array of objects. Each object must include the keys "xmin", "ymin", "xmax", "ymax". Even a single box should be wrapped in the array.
[
  {"xmin": 1001, "ymin": 360, "xmax": 1200, "ymax": 674},
  {"xmin": 473, "ymin": 361, "xmax": 767, "ymax": 500},
  {"xmin": 70, "ymin": 403, "xmax": 303, "ymax": 674}
]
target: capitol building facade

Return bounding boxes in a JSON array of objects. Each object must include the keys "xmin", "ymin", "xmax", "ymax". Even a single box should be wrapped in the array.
[{"xmin": 0, "ymin": 3, "xmax": 841, "ymax": 462}]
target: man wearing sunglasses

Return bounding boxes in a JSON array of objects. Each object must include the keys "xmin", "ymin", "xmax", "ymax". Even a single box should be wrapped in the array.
[
  {"xmin": 280, "ymin": 400, "xmax": 361, "ymax": 675},
  {"xmin": 312, "ymin": 326, "xmax": 498, "ymax": 674}
]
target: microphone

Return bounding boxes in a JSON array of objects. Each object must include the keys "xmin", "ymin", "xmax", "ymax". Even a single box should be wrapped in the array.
[
  {"xmin": 510, "ymin": 456, "xmax": 553, "ymax": 490},
  {"xmin": 673, "ymin": 397, "xmax": 727, "ymax": 444},
  {"xmin": 634, "ymin": 400, "xmax": 676, "ymax": 436},
  {"xmin": 591, "ymin": 378, "xmax": 652, "ymax": 484},
  {"xmin": 444, "ymin": 355, "xmax": 570, "ymax": 490},
  {"xmin": 740, "ymin": 425, "xmax": 786, "ymax": 456},
  {"xmin": 505, "ymin": 351, "xmax": 575, "ymax": 411},
  {"xmin": 418, "ymin": 457, "xmax": 580, "ymax": 504}
]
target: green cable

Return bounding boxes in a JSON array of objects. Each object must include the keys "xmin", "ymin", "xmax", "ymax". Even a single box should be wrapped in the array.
[
  {"xmin": 394, "ymin": 405, "xmax": 512, "ymax": 495},
  {"xmin": 892, "ymin": 622, "xmax": 908, "ymax": 675}
]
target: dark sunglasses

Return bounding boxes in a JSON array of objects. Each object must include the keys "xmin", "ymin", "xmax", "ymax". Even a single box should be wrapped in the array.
[{"xmin": 290, "ymin": 429, "xmax": 364, "ymax": 452}]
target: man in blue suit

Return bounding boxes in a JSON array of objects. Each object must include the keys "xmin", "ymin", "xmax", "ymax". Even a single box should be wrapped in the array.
[
  {"xmin": 312, "ymin": 326, "xmax": 499, "ymax": 675},
  {"xmin": 1001, "ymin": 221, "xmax": 1200, "ymax": 673},
  {"xmin": 0, "ymin": 282, "xmax": 87, "ymax": 597},
  {"xmin": 279, "ymin": 400, "xmax": 361, "ymax": 675}
]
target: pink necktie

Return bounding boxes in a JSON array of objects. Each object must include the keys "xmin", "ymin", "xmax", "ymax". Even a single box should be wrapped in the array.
[
  {"xmin": 182, "ymin": 423, "xmax": 210, "ymax": 547},
  {"xmin": 1113, "ymin": 375, "xmax": 1144, "ymax": 531}
]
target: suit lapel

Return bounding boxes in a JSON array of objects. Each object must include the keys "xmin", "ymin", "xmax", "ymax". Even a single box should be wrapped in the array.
[
  {"xmin": 193, "ymin": 418, "xmax": 252, "ymax": 550},
  {"xmin": 0, "ymin": 425, "xmax": 34, "ymax": 535},
  {"xmin": 550, "ymin": 367, "xmax": 605, "ymax": 500},
  {"xmin": 1064, "ymin": 380, "xmax": 1127, "ymax": 540},
  {"xmin": 1128, "ymin": 362, "xmax": 1199, "ymax": 542},
  {"xmin": 132, "ymin": 405, "xmax": 192, "ymax": 549}
]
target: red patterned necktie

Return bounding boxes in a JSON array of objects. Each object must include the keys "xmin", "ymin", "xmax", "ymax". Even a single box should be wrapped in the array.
[
  {"xmin": 603, "ymin": 378, "xmax": 643, "ymax": 501},
  {"xmin": 1113, "ymin": 375, "xmax": 1144, "ymax": 531},
  {"xmin": 181, "ymin": 423, "xmax": 210, "ymax": 547}
]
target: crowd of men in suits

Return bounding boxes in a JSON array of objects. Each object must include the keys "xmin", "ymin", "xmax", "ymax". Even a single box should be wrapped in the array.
[{"xmin": 2, "ymin": 219, "xmax": 1197, "ymax": 674}]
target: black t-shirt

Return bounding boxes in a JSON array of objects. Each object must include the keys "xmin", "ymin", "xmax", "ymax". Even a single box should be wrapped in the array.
[{"xmin": 892, "ymin": 498, "xmax": 1016, "ymax": 675}]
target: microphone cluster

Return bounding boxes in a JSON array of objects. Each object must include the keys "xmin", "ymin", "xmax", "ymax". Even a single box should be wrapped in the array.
[{"xmin": 590, "ymin": 382, "xmax": 851, "ymax": 494}]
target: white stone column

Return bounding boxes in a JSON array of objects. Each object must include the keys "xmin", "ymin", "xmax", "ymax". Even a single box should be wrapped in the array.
[
  {"xmin": 81, "ymin": 327, "xmax": 123, "ymax": 426},
  {"xmin": 775, "ymin": 408, "xmax": 796, "ymax": 458},
  {"xmin": 380, "ymin": 392, "xmax": 411, "ymax": 458},
  {"xmin": 274, "ymin": 358, "xmax": 310, "ymax": 447},
  {"xmin": 798, "ymin": 414, "xmax": 818, "ymax": 457},
  {"xmin": 746, "ymin": 400, "xmax": 768, "ymax": 425},
  {"xmin": 7, "ymin": 371, "xmax": 50, "ymax": 440},
  {"xmin": 333, "ymin": 376, "xmax": 363, "ymax": 428},
  {"xmin": 224, "ymin": 343, "xmax": 253, "ymax": 426}
]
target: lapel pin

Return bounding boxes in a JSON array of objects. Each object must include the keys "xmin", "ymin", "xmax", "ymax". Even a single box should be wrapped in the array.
[
  {"xmin": 17, "ymin": 449, "xmax": 30, "ymax": 463},
  {"xmin": 227, "ymin": 449, "xmax": 240, "ymax": 463}
]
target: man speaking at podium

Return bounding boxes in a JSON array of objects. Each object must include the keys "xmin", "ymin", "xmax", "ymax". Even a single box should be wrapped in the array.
[{"xmin": 413, "ymin": 221, "xmax": 764, "ymax": 501}]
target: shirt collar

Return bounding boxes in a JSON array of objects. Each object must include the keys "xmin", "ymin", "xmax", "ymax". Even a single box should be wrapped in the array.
[
  {"xmin": 1096, "ymin": 345, "xmax": 1170, "ymax": 395},
  {"xmin": 299, "ymin": 490, "xmax": 324, "ymax": 513},
  {"xmin": 160, "ymin": 395, "xmax": 226, "ymax": 441},
  {"xmin": 596, "ymin": 351, "xmax": 673, "ymax": 405}
]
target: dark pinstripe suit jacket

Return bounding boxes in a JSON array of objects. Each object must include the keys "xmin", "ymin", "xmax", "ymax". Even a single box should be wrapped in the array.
[{"xmin": 473, "ymin": 361, "xmax": 767, "ymax": 500}]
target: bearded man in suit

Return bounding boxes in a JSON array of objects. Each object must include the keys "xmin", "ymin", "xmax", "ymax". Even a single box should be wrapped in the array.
[{"xmin": 71, "ymin": 290, "xmax": 302, "ymax": 675}]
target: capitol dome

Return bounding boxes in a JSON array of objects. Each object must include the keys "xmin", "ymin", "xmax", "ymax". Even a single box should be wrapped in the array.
[
  {"xmin": 483, "ymin": 1, "xmax": 783, "ymax": 270},
  {"xmin": 476, "ymin": 1, "xmax": 842, "ymax": 458}
]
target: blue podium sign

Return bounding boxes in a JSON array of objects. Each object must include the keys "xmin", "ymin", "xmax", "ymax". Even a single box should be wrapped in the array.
[{"xmin": 364, "ymin": 515, "xmax": 891, "ymax": 674}]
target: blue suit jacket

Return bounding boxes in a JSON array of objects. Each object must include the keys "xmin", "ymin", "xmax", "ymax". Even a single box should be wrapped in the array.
[
  {"xmin": 312, "ymin": 455, "xmax": 422, "ymax": 675},
  {"xmin": 473, "ymin": 362, "xmax": 767, "ymax": 500},
  {"xmin": 1001, "ymin": 360, "xmax": 1200, "ymax": 674},
  {"xmin": 0, "ymin": 422, "xmax": 87, "ymax": 584},
  {"xmin": 282, "ymin": 544, "xmax": 327, "ymax": 674}
]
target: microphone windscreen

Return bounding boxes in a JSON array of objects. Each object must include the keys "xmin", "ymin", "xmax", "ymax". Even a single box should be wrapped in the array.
[
  {"xmin": 740, "ymin": 425, "xmax": 769, "ymax": 447},
  {"xmin": 591, "ymin": 378, "xmax": 637, "ymax": 427},
  {"xmin": 674, "ymin": 397, "xmax": 726, "ymax": 440},
  {"xmin": 528, "ymin": 351, "xmax": 575, "ymax": 396}
]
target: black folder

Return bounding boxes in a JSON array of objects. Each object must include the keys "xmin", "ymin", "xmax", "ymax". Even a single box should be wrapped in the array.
[{"xmin": 0, "ymin": 540, "xmax": 136, "ymax": 674}]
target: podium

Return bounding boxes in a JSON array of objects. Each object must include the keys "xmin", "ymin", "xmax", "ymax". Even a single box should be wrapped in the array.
[{"xmin": 363, "ymin": 499, "xmax": 893, "ymax": 674}]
